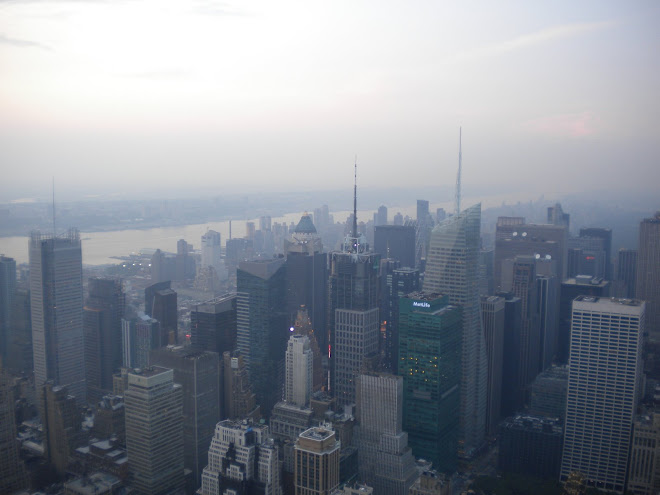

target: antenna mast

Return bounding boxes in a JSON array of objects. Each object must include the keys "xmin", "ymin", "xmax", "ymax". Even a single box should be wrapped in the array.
[
  {"xmin": 455, "ymin": 127, "xmax": 462, "ymax": 215},
  {"xmin": 352, "ymin": 157, "xmax": 358, "ymax": 240}
]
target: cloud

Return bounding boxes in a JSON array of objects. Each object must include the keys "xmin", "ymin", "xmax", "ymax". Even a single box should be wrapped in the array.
[
  {"xmin": 523, "ymin": 112, "xmax": 597, "ymax": 138},
  {"xmin": 449, "ymin": 21, "xmax": 615, "ymax": 62},
  {"xmin": 0, "ymin": 33, "xmax": 51, "ymax": 50},
  {"xmin": 121, "ymin": 69, "xmax": 192, "ymax": 80},
  {"xmin": 191, "ymin": 0, "xmax": 249, "ymax": 17}
]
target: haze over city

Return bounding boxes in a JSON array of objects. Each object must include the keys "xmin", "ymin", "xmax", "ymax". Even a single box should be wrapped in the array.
[{"xmin": 1, "ymin": 0, "xmax": 659, "ymax": 202}]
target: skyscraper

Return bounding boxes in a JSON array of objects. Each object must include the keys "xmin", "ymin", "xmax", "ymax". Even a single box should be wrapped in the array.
[
  {"xmin": 614, "ymin": 248, "xmax": 637, "ymax": 299},
  {"xmin": 124, "ymin": 366, "xmax": 184, "ymax": 495},
  {"xmin": 84, "ymin": 277, "xmax": 125, "ymax": 403},
  {"xmin": 222, "ymin": 351, "xmax": 260, "ymax": 421},
  {"xmin": 286, "ymin": 334, "xmax": 313, "ymax": 407},
  {"xmin": 636, "ymin": 212, "xmax": 660, "ymax": 340},
  {"xmin": 373, "ymin": 225, "xmax": 416, "ymax": 269},
  {"xmin": 190, "ymin": 294, "xmax": 237, "ymax": 355},
  {"xmin": 201, "ymin": 230, "xmax": 222, "ymax": 271},
  {"xmin": 294, "ymin": 426, "xmax": 340, "ymax": 495},
  {"xmin": 399, "ymin": 293, "xmax": 462, "ymax": 472},
  {"xmin": 480, "ymin": 295, "xmax": 505, "ymax": 436},
  {"xmin": 354, "ymin": 372, "xmax": 417, "ymax": 494},
  {"xmin": 423, "ymin": 204, "xmax": 487, "ymax": 456},
  {"xmin": 560, "ymin": 296, "xmax": 644, "ymax": 493},
  {"xmin": 237, "ymin": 258, "xmax": 287, "ymax": 415},
  {"xmin": 0, "ymin": 255, "xmax": 16, "ymax": 366},
  {"xmin": 145, "ymin": 282, "xmax": 177, "ymax": 346},
  {"xmin": 150, "ymin": 346, "xmax": 220, "ymax": 490},
  {"xmin": 579, "ymin": 227, "xmax": 613, "ymax": 280},
  {"xmin": 42, "ymin": 382, "xmax": 83, "ymax": 475},
  {"xmin": 383, "ymin": 267, "xmax": 420, "ymax": 373},
  {"xmin": 0, "ymin": 366, "xmax": 28, "ymax": 493},
  {"xmin": 30, "ymin": 229, "xmax": 85, "ymax": 404}
]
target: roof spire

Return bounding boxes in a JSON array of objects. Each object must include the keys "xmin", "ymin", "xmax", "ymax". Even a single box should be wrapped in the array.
[
  {"xmin": 352, "ymin": 156, "xmax": 358, "ymax": 240},
  {"xmin": 455, "ymin": 127, "xmax": 462, "ymax": 215}
]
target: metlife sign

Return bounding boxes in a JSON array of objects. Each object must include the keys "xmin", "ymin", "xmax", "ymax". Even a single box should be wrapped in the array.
[{"xmin": 412, "ymin": 301, "xmax": 431, "ymax": 308}]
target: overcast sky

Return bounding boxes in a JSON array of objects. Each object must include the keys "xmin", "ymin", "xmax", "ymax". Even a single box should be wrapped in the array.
[{"xmin": 1, "ymin": 1, "xmax": 658, "ymax": 202}]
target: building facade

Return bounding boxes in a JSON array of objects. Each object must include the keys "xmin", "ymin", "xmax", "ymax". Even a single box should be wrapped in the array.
[
  {"xmin": 636, "ymin": 212, "xmax": 660, "ymax": 340},
  {"xmin": 294, "ymin": 426, "xmax": 340, "ymax": 495}
]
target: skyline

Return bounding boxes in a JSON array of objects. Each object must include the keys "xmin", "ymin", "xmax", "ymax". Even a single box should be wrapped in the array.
[{"xmin": 1, "ymin": 1, "xmax": 659, "ymax": 202}]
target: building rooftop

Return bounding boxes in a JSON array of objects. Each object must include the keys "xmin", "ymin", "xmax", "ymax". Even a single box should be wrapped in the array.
[
  {"xmin": 294, "ymin": 214, "xmax": 317, "ymax": 234},
  {"xmin": 574, "ymin": 295, "xmax": 643, "ymax": 307}
]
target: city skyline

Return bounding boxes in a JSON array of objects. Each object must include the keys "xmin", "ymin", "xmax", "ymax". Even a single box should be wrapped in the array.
[{"xmin": 1, "ymin": 1, "xmax": 659, "ymax": 201}]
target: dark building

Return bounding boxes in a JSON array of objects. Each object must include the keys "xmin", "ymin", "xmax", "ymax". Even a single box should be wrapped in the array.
[
  {"xmin": 558, "ymin": 276, "xmax": 610, "ymax": 363},
  {"xmin": 284, "ymin": 214, "xmax": 327, "ymax": 350},
  {"xmin": 225, "ymin": 238, "xmax": 252, "ymax": 267},
  {"xmin": 536, "ymin": 273, "xmax": 559, "ymax": 371},
  {"xmin": 567, "ymin": 235, "xmax": 608, "ymax": 280},
  {"xmin": 579, "ymin": 227, "xmax": 613, "ymax": 280},
  {"xmin": 479, "ymin": 249, "xmax": 495, "ymax": 296},
  {"xmin": 42, "ymin": 382, "xmax": 83, "ymax": 475},
  {"xmin": 636, "ymin": 212, "xmax": 660, "ymax": 340},
  {"xmin": 150, "ymin": 249, "xmax": 176, "ymax": 283},
  {"xmin": 91, "ymin": 395, "xmax": 125, "ymax": 446},
  {"xmin": 614, "ymin": 248, "xmax": 637, "ymax": 299},
  {"xmin": 145, "ymin": 281, "xmax": 177, "ymax": 346},
  {"xmin": 176, "ymin": 238, "xmax": 196, "ymax": 281},
  {"xmin": 399, "ymin": 293, "xmax": 462, "ymax": 474},
  {"xmin": 150, "ymin": 346, "xmax": 220, "ymax": 490},
  {"xmin": 236, "ymin": 258, "xmax": 287, "ymax": 416},
  {"xmin": 383, "ymin": 267, "xmax": 420, "ymax": 373},
  {"xmin": 498, "ymin": 415, "xmax": 563, "ymax": 480},
  {"xmin": 0, "ymin": 256, "xmax": 16, "ymax": 366},
  {"xmin": 528, "ymin": 365, "xmax": 568, "ymax": 421},
  {"xmin": 374, "ymin": 225, "xmax": 416, "ymax": 269},
  {"xmin": 190, "ymin": 294, "xmax": 237, "ymax": 355},
  {"xmin": 0, "ymin": 367, "xmax": 28, "ymax": 493},
  {"xmin": 481, "ymin": 295, "xmax": 505, "ymax": 436},
  {"xmin": 222, "ymin": 351, "xmax": 260, "ymax": 421},
  {"xmin": 5, "ymin": 287, "xmax": 32, "ymax": 375},
  {"xmin": 498, "ymin": 292, "xmax": 523, "ymax": 418},
  {"xmin": 84, "ymin": 278, "xmax": 125, "ymax": 404}
]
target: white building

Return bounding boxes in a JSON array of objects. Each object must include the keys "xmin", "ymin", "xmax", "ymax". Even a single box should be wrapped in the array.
[
  {"xmin": 286, "ymin": 334, "xmax": 313, "ymax": 407},
  {"xmin": 560, "ymin": 296, "xmax": 645, "ymax": 493}
]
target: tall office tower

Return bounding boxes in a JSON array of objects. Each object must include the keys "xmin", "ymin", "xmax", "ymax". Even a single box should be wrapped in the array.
[
  {"xmin": 222, "ymin": 351, "xmax": 260, "ymax": 420},
  {"xmin": 374, "ymin": 205, "xmax": 388, "ymax": 227},
  {"xmin": 92, "ymin": 395, "xmax": 126, "ymax": 446},
  {"xmin": 199, "ymin": 419, "xmax": 281, "ymax": 495},
  {"xmin": 398, "ymin": 293, "xmax": 462, "ymax": 472},
  {"xmin": 498, "ymin": 415, "xmax": 563, "ymax": 480},
  {"xmin": 614, "ymin": 249, "xmax": 637, "ymax": 299},
  {"xmin": 627, "ymin": 412, "xmax": 660, "ymax": 495},
  {"xmin": 150, "ymin": 249, "xmax": 177, "ymax": 283},
  {"xmin": 176, "ymin": 238, "xmax": 196, "ymax": 281},
  {"xmin": 494, "ymin": 216, "xmax": 568, "ymax": 290},
  {"xmin": 415, "ymin": 200, "xmax": 432, "ymax": 267},
  {"xmin": 637, "ymin": 212, "xmax": 660, "ymax": 340},
  {"xmin": 480, "ymin": 296, "xmax": 505, "ymax": 436},
  {"xmin": 0, "ymin": 255, "xmax": 16, "ymax": 365},
  {"xmin": 497, "ymin": 293, "xmax": 523, "ymax": 418},
  {"xmin": 579, "ymin": 227, "xmax": 613, "ymax": 280},
  {"xmin": 374, "ymin": 225, "xmax": 416, "ymax": 269},
  {"xmin": 190, "ymin": 294, "xmax": 237, "ymax": 355},
  {"xmin": 84, "ymin": 278, "xmax": 125, "ymax": 404},
  {"xmin": 42, "ymin": 382, "xmax": 83, "ymax": 475},
  {"xmin": 416, "ymin": 200, "xmax": 430, "ymax": 224},
  {"xmin": 286, "ymin": 334, "xmax": 313, "ymax": 407},
  {"xmin": 6, "ymin": 287, "xmax": 33, "ymax": 375},
  {"xmin": 126, "ymin": 314, "xmax": 161, "ymax": 368},
  {"xmin": 500, "ymin": 256, "xmax": 540, "ymax": 405},
  {"xmin": 145, "ymin": 282, "xmax": 177, "ymax": 346},
  {"xmin": 293, "ymin": 308, "xmax": 324, "ymax": 392},
  {"xmin": 260, "ymin": 215, "xmax": 272, "ymax": 232},
  {"xmin": 285, "ymin": 214, "xmax": 327, "ymax": 349},
  {"xmin": 558, "ymin": 276, "xmax": 610, "ymax": 363},
  {"xmin": 536, "ymin": 273, "xmax": 559, "ymax": 370},
  {"xmin": 0, "ymin": 367, "xmax": 28, "ymax": 493},
  {"xmin": 436, "ymin": 208, "xmax": 447, "ymax": 224},
  {"xmin": 383, "ymin": 267, "xmax": 420, "ymax": 373},
  {"xmin": 150, "ymin": 347, "xmax": 220, "ymax": 490},
  {"xmin": 423, "ymin": 204, "xmax": 487, "ymax": 457},
  {"xmin": 478, "ymin": 249, "xmax": 494, "ymax": 296},
  {"xmin": 528, "ymin": 365, "xmax": 568, "ymax": 421},
  {"xmin": 354, "ymin": 372, "xmax": 417, "ymax": 494},
  {"xmin": 124, "ymin": 367, "xmax": 184, "ymax": 495},
  {"xmin": 567, "ymin": 235, "xmax": 608, "ymax": 279},
  {"xmin": 237, "ymin": 258, "xmax": 287, "ymax": 415},
  {"xmin": 547, "ymin": 203, "xmax": 570, "ymax": 229},
  {"xmin": 30, "ymin": 229, "xmax": 86, "ymax": 405},
  {"xmin": 294, "ymin": 426, "xmax": 340, "ymax": 495},
  {"xmin": 560, "ymin": 297, "xmax": 645, "ymax": 493},
  {"xmin": 201, "ymin": 230, "xmax": 222, "ymax": 270},
  {"xmin": 393, "ymin": 212, "xmax": 403, "ymax": 226}
]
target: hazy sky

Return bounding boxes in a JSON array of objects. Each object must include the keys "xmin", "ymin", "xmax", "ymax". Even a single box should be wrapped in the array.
[{"xmin": 1, "ymin": 1, "xmax": 658, "ymax": 202}]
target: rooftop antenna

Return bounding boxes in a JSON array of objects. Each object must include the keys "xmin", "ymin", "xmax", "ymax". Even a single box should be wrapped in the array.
[
  {"xmin": 455, "ymin": 127, "xmax": 462, "ymax": 215},
  {"xmin": 52, "ymin": 177, "xmax": 56, "ymax": 236},
  {"xmin": 352, "ymin": 156, "xmax": 358, "ymax": 240}
]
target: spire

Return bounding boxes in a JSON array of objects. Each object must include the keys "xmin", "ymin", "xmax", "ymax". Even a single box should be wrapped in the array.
[
  {"xmin": 352, "ymin": 157, "xmax": 358, "ymax": 240},
  {"xmin": 455, "ymin": 127, "xmax": 462, "ymax": 216}
]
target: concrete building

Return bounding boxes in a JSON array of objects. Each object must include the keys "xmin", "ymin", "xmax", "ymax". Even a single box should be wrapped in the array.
[
  {"xmin": 295, "ymin": 426, "xmax": 341, "ymax": 495},
  {"xmin": 286, "ymin": 334, "xmax": 314, "ymax": 407},
  {"xmin": 408, "ymin": 469, "xmax": 450, "ymax": 495},
  {"xmin": 124, "ymin": 367, "xmax": 184, "ymax": 495},
  {"xmin": 528, "ymin": 365, "xmax": 568, "ymax": 421},
  {"xmin": 480, "ymin": 295, "xmax": 505, "ymax": 436},
  {"xmin": 30, "ymin": 229, "xmax": 86, "ymax": 404},
  {"xmin": 84, "ymin": 278, "xmax": 125, "ymax": 404},
  {"xmin": 237, "ymin": 258, "xmax": 288, "ymax": 416},
  {"xmin": 399, "ymin": 293, "xmax": 462, "ymax": 472},
  {"xmin": 560, "ymin": 297, "xmax": 645, "ymax": 493},
  {"xmin": 499, "ymin": 415, "xmax": 563, "ymax": 480},
  {"xmin": 222, "ymin": 351, "xmax": 260, "ymax": 421},
  {"xmin": 42, "ymin": 382, "xmax": 83, "ymax": 475},
  {"xmin": 0, "ymin": 367, "xmax": 28, "ymax": 493},
  {"xmin": 423, "ymin": 204, "xmax": 487, "ymax": 457},
  {"xmin": 636, "ymin": 212, "xmax": 660, "ymax": 340},
  {"xmin": 201, "ymin": 230, "xmax": 223, "ymax": 273},
  {"xmin": 150, "ymin": 346, "xmax": 220, "ymax": 490},
  {"xmin": 627, "ymin": 412, "xmax": 660, "ymax": 495},
  {"xmin": 199, "ymin": 419, "xmax": 281, "ymax": 495},
  {"xmin": 292, "ymin": 308, "xmax": 325, "ymax": 393},
  {"xmin": 354, "ymin": 372, "xmax": 417, "ymax": 494},
  {"xmin": 91, "ymin": 395, "xmax": 125, "ymax": 446}
]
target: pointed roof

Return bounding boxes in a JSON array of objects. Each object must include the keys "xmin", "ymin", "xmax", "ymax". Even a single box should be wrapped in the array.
[{"xmin": 294, "ymin": 214, "xmax": 317, "ymax": 234}]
